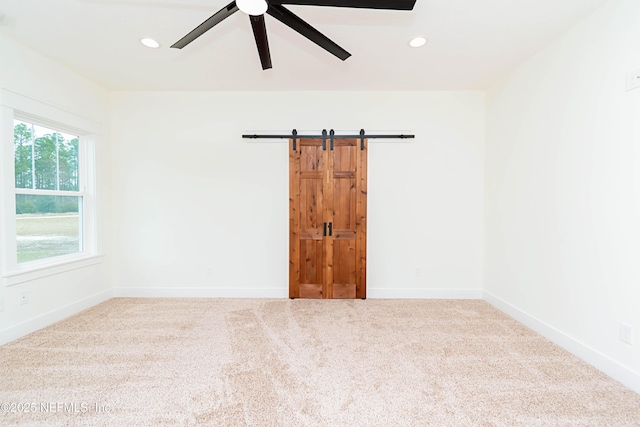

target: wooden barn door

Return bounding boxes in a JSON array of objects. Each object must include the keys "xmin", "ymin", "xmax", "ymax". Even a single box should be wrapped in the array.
[{"xmin": 289, "ymin": 137, "xmax": 367, "ymax": 299}]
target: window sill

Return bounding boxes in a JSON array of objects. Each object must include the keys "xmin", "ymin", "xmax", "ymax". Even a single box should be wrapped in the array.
[{"xmin": 3, "ymin": 255, "xmax": 104, "ymax": 286}]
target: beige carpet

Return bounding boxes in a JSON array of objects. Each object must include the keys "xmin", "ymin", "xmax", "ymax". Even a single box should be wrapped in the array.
[{"xmin": 0, "ymin": 298, "xmax": 639, "ymax": 426}]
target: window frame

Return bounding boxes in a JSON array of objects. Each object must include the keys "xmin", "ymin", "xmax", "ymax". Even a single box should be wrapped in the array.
[{"xmin": 0, "ymin": 89, "xmax": 102, "ymax": 286}]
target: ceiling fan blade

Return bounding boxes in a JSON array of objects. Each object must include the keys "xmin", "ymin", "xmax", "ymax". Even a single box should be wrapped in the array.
[
  {"xmin": 250, "ymin": 15, "xmax": 273, "ymax": 70},
  {"xmin": 267, "ymin": 5, "xmax": 351, "ymax": 61},
  {"xmin": 171, "ymin": 1, "xmax": 239, "ymax": 49},
  {"xmin": 270, "ymin": 0, "xmax": 415, "ymax": 10}
]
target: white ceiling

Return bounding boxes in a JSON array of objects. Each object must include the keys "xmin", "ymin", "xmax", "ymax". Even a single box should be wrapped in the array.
[{"xmin": 0, "ymin": 0, "xmax": 610, "ymax": 91}]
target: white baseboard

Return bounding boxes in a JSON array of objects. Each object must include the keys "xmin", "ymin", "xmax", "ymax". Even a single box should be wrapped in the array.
[
  {"xmin": 112, "ymin": 287, "xmax": 288, "ymax": 298},
  {"xmin": 113, "ymin": 287, "xmax": 483, "ymax": 300},
  {"xmin": 368, "ymin": 288, "xmax": 483, "ymax": 299},
  {"xmin": 0, "ymin": 288, "xmax": 113, "ymax": 346},
  {"xmin": 483, "ymin": 290, "xmax": 640, "ymax": 394}
]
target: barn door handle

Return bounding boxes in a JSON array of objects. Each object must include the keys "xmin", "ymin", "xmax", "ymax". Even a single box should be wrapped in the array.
[
  {"xmin": 328, "ymin": 222, "xmax": 333, "ymax": 236},
  {"xmin": 323, "ymin": 222, "xmax": 327, "ymax": 236}
]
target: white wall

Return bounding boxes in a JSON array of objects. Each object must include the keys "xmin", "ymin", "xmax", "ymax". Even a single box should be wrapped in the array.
[
  {"xmin": 0, "ymin": 34, "xmax": 112, "ymax": 344},
  {"xmin": 485, "ymin": 0, "xmax": 640, "ymax": 390},
  {"xmin": 110, "ymin": 91, "xmax": 485, "ymax": 298}
]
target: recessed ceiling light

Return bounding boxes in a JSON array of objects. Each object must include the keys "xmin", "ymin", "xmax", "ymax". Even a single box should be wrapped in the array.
[
  {"xmin": 409, "ymin": 37, "xmax": 427, "ymax": 48},
  {"xmin": 140, "ymin": 38, "xmax": 160, "ymax": 49}
]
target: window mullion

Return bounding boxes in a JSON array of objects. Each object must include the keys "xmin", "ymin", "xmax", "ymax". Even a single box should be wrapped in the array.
[{"xmin": 15, "ymin": 189, "xmax": 82, "ymax": 197}]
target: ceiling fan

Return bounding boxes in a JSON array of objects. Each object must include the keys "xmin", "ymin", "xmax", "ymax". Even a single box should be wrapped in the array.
[{"xmin": 171, "ymin": 0, "xmax": 417, "ymax": 70}]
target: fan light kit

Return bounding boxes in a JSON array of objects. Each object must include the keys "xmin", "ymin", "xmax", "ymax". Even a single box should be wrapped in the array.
[
  {"xmin": 170, "ymin": 0, "xmax": 417, "ymax": 71},
  {"xmin": 140, "ymin": 38, "xmax": 160, "ymax": 48},
  {"xmin": 237, "ymin": 0, "xmax": 268, "ymax": 15},
  {"xmin": 409, "ymin": 37, "xmax": 426, "ymax": 48}
]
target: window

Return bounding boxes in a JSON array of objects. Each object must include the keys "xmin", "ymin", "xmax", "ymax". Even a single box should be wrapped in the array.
[
  {"xmin": 14, "ymin": 120, "xmax": 83, "ymax": 263},
  {"xmin": 1, "ymin": 89, "xmax": 101, "ymax": 285}
]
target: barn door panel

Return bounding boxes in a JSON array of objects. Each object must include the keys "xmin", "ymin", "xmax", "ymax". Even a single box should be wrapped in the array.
[
  {"xmin": 330, "ymin": 140, "xmax": 358, "ymax": 299},
  {"xmin": 290, "ymin": 140, "xmax": 326, "ymax": 298},
  {"xmin": 290, "ymin": 137, "xmax": 366, "ymax": 299}
]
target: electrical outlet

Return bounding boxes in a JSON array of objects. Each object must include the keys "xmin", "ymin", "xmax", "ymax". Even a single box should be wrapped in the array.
[
  {"xmin": 415, "ymin": 268, "xmax": 421, "ymax": 277},
  {"xmin": 626, "ymin": 69, "xmax": 640, "ymax": 92},
  {"xmin": 20, "ymin": 291, "xmax": 29, "ymax": 306},
  {"xmin": 619, "ymin": 323, "xmax": 633, "ymax": 345}
]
